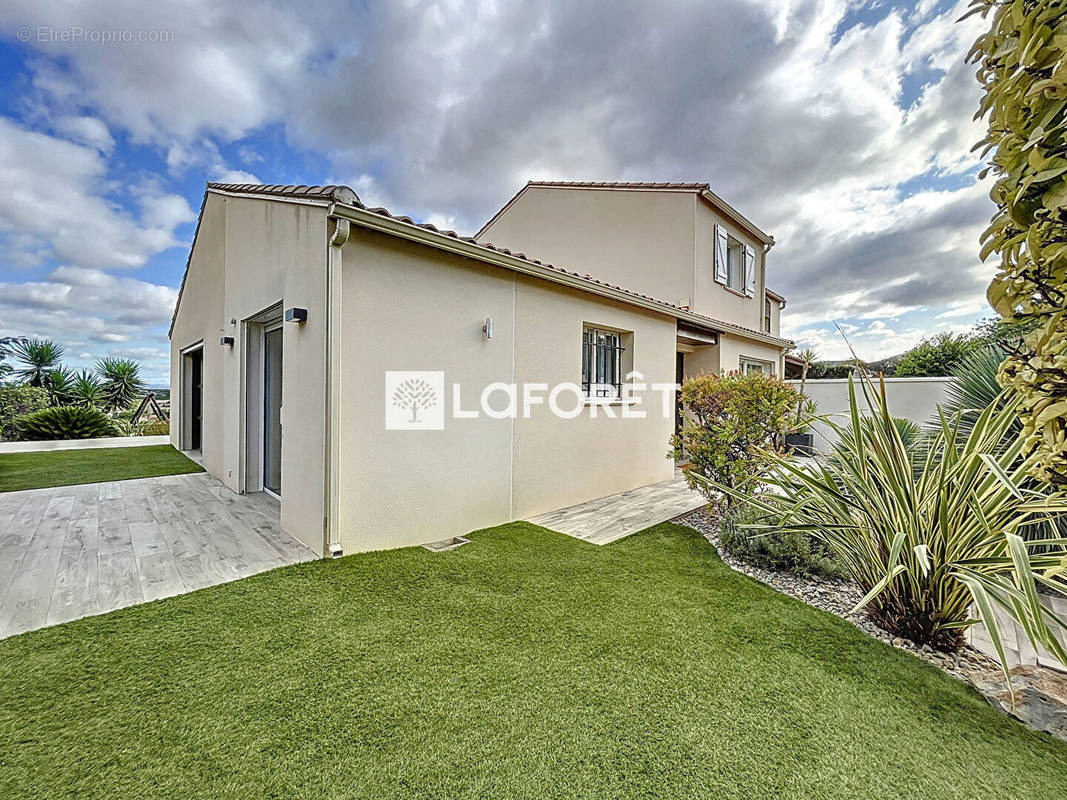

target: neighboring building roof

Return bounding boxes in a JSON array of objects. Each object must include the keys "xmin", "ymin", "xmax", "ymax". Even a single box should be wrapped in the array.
[
  {"xmin": 170, "ymin": 182, "xmax": 793, "ymax": 349},
  {"xmin": 766, "ymin": 288, "xmax": 786, "ymax": 303},
  {"xmin": 475, "ymin": 180, "xmax": 775, "ymax": 246}
]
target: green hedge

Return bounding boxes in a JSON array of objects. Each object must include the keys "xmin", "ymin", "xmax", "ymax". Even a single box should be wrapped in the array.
[{"xmin": 0, "ymin": 386, "xmax": 50, "ymax": 440}]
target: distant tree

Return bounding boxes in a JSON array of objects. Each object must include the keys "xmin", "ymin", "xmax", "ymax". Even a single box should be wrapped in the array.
[
  {"xmin": 9, "ymin": 338, "xmax": 64, "ymax": 387},
  {"xmin": 96, "ymin": 358, "xmax": 145, "ymax": 414},
  {"xmin": 392, "ymin": 378, "xmax": 438, "ymax": 423},
  {"xmin": 972, "ymin": 315, "xmax": 1042, "ymax": 350},
  {"xmin": 895, "ymin": 333, "xmax": 978, "ymax": 377}
]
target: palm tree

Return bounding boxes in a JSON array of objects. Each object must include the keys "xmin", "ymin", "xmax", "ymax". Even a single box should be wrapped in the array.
[
  {"xmin": 96, "ymin": 357, "xmax": 145, "ymax": 413},
  {"xmin": 68, "ymin": 370, "xmax": 105, "ymax": 409},
  {"xmin": 792, "ymin": 347, "xmax": 818, "ymax": 426},
  {"xmin": 10, "ymin": 338, "xmax": 64, "ymax": 387}
]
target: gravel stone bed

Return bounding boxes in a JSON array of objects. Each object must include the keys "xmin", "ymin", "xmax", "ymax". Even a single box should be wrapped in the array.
[{"xmin": 676, "ymin": 507, "xmax": 1001, "ymax": 683}]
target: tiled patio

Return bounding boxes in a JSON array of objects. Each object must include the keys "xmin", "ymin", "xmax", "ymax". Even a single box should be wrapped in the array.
[
  {"xmin": 526, "ymin": 473, "xmax": 707, "ymax": 545},
  {"xmin": 0, "ymin": 472, "xmax": 315, "ymax": 640}
]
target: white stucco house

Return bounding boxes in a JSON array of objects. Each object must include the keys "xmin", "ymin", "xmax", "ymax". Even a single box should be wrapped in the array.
[{"xmin": 169, "ymin": 181, "xmax": 793, "ymax": 556}]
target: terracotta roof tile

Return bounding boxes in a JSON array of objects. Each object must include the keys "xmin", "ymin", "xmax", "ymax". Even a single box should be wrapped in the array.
[
  {"xmin": 527, "ymin": 180, "xmax": 711, "ymax": 191},
  {"xmin": 207, "ymin": 182, "xmax": 360, "ymax": 206}
]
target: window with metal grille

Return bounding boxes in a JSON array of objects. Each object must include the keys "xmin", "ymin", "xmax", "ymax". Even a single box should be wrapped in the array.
[
  {"xmin": 582, "ymin": 327, "xmax": 624, "ymax": 399},
  {"xmin": 764, "ymin": 298, "xmax": 772, "ymax": 332}
]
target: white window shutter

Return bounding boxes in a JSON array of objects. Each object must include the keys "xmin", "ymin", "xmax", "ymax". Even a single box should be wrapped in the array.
[
  {"xmin": 714, "ymin": 225, "xmax": 728, "ymax": 285},
  {"xmin": 743, "ymin": 244, "xmax": 756, "ymax": 297}
]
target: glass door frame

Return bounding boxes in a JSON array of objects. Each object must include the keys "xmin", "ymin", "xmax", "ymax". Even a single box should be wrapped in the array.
[{"xmin": 260, "ymin": 320, "xmax": 284, "ymax": 499}]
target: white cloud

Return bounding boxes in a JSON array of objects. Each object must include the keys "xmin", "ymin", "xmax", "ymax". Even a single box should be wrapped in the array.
[
  {"xmin": 0, "ymin": 117, "xmax": 194, "ymax": 269},
  {"xmin": 0, "ymin": 0, "xmax": 1001, "ymax": 368},
  {"xmin": 0, "ymin": 266, "xmax": 178, "ymax": 383},
  {"xmin": 54, "ymin": 115, "xmax": 115, "ymax": 153}
]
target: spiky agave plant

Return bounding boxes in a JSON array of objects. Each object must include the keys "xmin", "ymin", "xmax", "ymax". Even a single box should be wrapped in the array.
[
  {"xmin": 95, "ymin": 357, "xmax": 145, "ymax": 414},
  {"xmin": 692, "ymin": 374, "xmax": 1067, "ymax": 685}
]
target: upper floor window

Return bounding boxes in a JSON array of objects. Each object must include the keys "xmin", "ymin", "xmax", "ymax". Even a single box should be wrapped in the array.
[
  {"xmin": 714, "ymin": 224, "xmax": 756, "ymax": 297},
  {"xmin": 582, "ymin": 327, "xmax": 625, "ymax": 399},
  {"xmin": 727, "ymin": 238, "xmax": 744, "ymax": 291},
  {"xmin": 764, "ymin": 299, "xmax": 772, "ymax": 332}
]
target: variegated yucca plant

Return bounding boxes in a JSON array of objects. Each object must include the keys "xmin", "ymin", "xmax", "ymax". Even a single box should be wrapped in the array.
[{"xmin": 691, "ymin": 374, "xmax": 1067, "ymax": 687}]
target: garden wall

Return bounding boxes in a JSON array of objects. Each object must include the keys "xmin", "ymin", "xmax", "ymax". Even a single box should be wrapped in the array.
[{"xmin": 786, "ymin": 377, "xmax": 953, "ymax": 454}]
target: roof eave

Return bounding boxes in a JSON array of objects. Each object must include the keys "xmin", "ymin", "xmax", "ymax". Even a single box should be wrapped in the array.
[
  {"xmin": 698, "ymin": 189, "xmax": 774, "ymax": 247},
  {"xmin": 330, "ymin": 201, "xmax": 793, "ymax": 349}
]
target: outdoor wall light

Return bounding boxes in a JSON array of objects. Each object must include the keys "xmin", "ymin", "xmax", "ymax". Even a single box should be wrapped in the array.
[
  {"xmin": 220, "ymin": 336, "xmax": 235, "ymax": 347},
  {"xmin": 285, "ymin": 307, "xmax": 308, "ymax": 324},
  {"xmin": 482, "ymin": 316, "xmax": 494, "ymax": 340}
]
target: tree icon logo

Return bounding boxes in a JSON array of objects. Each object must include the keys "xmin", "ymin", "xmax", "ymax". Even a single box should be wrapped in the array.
[
  {"xmin": 384, "ymin": 371, "xmax": 445, "ymax": 430},
  {"xmin": 392, "ymin": 377, "xmax": 438, "ymax": 423}
]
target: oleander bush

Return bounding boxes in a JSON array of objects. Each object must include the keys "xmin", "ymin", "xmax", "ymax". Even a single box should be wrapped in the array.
[
  {"xmin": 14, "ymin": 405, "xmax": 118, "ymax": 441},
  {"xmin": 671, "ymin": 371, "xmax": 800, "ymax": 510}
]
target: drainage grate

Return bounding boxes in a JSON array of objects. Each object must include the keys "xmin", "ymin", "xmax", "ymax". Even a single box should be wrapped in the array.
[{"xmin": 422, "ymin": 536, "xmax": 471, "ymax": 553}]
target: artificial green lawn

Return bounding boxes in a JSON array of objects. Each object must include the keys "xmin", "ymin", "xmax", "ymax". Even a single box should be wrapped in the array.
[
  {"xmin": 1, "ymin": 522, "xmax": 1064, "ymax": 799},
  {"xmin": 0, "ymin": 444, "xmax": 203, "ymax": 492}
]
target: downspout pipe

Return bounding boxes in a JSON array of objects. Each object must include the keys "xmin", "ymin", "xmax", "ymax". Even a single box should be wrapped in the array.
[{"xmin": 323, "ymin": 210, "xmax": 350, "ymax": 558}]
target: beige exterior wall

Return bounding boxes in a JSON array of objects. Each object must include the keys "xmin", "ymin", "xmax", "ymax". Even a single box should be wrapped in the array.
[
  {"xmin": 511, "ymin": 274, "xmax": 676, "ymax": 519},
  {"xmin": 718, "ymin": 333, "xmax": 784, "ymax": 376},
  {"xmin": 336, "ymin": 230, "xmax": 677, "ymax": 552},
  {"xmin": 766, "ymin": 295, "xmax": 781, "ymax": 337},
  {"xmin": 172, "ymin": 190, "xmax": 786, "ymax": 558},
  {"xmin": 692, "ymin": 200, "xmax": 767, "ymax": 333},
  {"xmin": 169, "ymin": 193, "xmax": 329, "ymax": 555},
  {"xmin": 681, "ymin": 344, "xmax": 719, "ymax": 378},
  {"xmin": 477, "ymin": 186, "xmax": 779, "ymax": 339},
  {"xmin": 477, "ymin": 186, "xmax": 698, "ymax": 309}
]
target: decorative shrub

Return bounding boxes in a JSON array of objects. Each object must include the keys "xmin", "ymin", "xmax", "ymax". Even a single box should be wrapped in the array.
[
  {"xmin": 0, "ymin": 386, "xmax": 50, "ymax": 440},
  {"xmin": 719, "ymin": 504, "xmax": 845, "ymax": 580},
  {"xmin": 671, "ymin": 371, "xmax": 800, "ymax": 509},
  {"xmin": 15, "ymin": 406, "xmax": 118, "ymax": 441},
  {"xmin": 691, "ymin": 374, "xmax": 1067, "ymax": 681},
  {"xmin": 971, "ymin": 0, "xmax": 1067, "ymax": 485}
]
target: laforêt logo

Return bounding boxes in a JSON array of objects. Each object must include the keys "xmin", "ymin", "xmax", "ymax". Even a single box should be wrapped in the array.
[{"xmin": 385, "ymin": 371, "xmax": 444, "ymax": 430}]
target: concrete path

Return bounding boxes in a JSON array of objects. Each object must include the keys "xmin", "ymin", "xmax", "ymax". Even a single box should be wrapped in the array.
[
  {"xmin": 0, "ymin": 472, "xmax": 315, "ymax": 639},
  {"xmin": 526, "ymin": 473, "xmax": 707, "ymax": 545},
  {"xmin": 0, "ymin": 435, "xmax": 170, "ymax": 454}
]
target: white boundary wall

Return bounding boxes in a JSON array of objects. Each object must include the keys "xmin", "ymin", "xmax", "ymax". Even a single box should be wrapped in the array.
[{"xmin": 786, "ymin": 377, "xmax": 953, "ymax": 454}]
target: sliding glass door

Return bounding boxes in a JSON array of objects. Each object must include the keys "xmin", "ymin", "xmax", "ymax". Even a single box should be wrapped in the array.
[{"xmin": 263, "ymin": 325, "xmax": 283, "ymax": 496}]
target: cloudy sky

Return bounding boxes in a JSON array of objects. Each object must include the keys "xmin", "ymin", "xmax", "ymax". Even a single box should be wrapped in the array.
[{"xmin": 0, "ymin": 0, "xmax": 994, "ymax": 383}]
